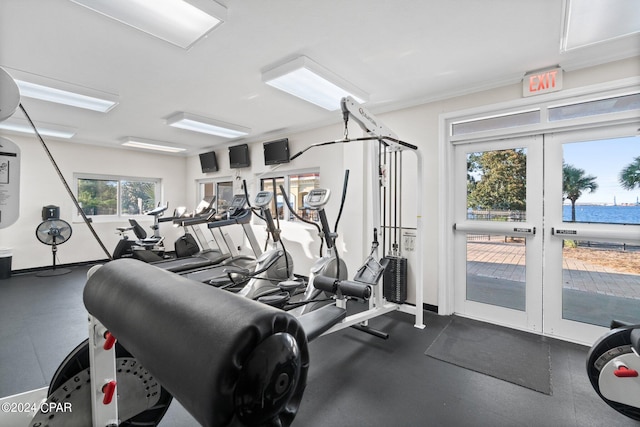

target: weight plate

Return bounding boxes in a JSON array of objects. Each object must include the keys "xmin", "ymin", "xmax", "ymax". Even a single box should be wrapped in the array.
[
  {"xmin": 586, "ymin": 327, "xmax": 640, "ymax": 421},
  {"xmin": 37, "ymin": 339, "xmax": 172, "ymax": 426}
]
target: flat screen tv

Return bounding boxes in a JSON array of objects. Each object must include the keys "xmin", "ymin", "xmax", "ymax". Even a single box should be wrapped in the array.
[
  {"xmin": 263, "ymin": 138, "xmax": 290, "ymax": 165},
  {"xmin": 229, "ymin": 144, "xmax": 250, "ymax": 168},
  {"xmin": 199, "ymin": 151, "xmax": 218, "ymax": 173}
]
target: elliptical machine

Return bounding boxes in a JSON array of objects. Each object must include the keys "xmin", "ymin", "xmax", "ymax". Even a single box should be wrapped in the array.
[
  {"xmin": 211, "ymin": 190, "xmax": 300, "ymax": 300},
  {"xmin": 586, "ymin": 321, "xmax": 640, "ymax": 421},
  {"xmin": 280, "ymin": 171, "xmax": 350, "ymax": 315}
]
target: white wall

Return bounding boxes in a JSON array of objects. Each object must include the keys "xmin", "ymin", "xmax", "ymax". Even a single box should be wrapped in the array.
[{"xmin": 0, "ymin": 136, "xmax": 187, "ymax": 270}]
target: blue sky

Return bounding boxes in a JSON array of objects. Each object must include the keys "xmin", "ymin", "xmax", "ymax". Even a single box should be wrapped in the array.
[{"xmin": 563, "ymin": 136, "xmax": 640, "ymax": 205}]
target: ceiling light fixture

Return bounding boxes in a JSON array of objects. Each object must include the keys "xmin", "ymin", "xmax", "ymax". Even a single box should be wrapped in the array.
[
  {"xmin": 70, "ymin": 0, "xmax": 227, "ymax": 49},
  {"xmin": 166, "ymin": 112, "xmax": 250, "ymax": 138},
  {"xmin": 561, "ymin": 0, "xmax": 640, "ymax": 52},
  {"xmin": 262, "ymin": 56, "xmax": 368, "ymax": 111},
  {"xmin": 15, "ymin": 80, "xmax": 118, "ymax": 112},
  {"xmin": 0, "ymin": 118, "xmax": 77, "ymax": 139},
  {"xmin": 122, "ymin": 137, "xmax": 186, "ymax": 153}
]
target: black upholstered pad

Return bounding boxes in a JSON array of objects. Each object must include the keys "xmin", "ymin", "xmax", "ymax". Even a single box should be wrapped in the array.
[
  {"xmin": 297, "ymin": 304, "xmax": 346, "ymax": 342},
  {"xmin": 84, "ymin": 259, "xmax": 309, "ymax": 427}
]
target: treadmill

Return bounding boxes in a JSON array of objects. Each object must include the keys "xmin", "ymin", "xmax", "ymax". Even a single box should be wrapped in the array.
[
  {"xmin": 150, "ymin": 196, "xmax": 230, "ymax": 272},
  {"xmin": 181, "ymin": 195, "xmax": 261, "ymax": 282}
]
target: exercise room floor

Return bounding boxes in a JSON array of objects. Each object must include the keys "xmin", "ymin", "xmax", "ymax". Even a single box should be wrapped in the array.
[{"xmin": 0, "ymin": 264, "xmax": 637, "ymax": 427}]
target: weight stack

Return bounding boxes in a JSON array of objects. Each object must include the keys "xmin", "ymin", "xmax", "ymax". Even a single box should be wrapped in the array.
[{"xmin": 382, "ymin": 255, "xmax": 407, "ymax": 304}]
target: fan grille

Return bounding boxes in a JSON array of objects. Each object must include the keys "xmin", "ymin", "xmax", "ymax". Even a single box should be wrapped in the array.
[{"xmin": 36, "ymin": 219, "xmax": 72, "ymax": 246}]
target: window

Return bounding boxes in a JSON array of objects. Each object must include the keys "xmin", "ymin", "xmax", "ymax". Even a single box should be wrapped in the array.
[
  {"xmin": 260, "ymin": 171, "xmax": 320, "ymax": 221},
  {"xmin": 75, "ymin": 174, "xmax": 160, "ymax": 218},
  {"xmin": 452, "ymin": 110, "xmax": 540, "ymax": 136},
  {"xmin": 549, "ymin": 93, "xmax": 640, "ymax": 122}
]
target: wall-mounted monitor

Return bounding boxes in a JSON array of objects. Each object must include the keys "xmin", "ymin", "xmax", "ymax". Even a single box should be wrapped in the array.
[
  {"xmin": 199, "ymin": 151, "xmax": 218, "ymax": 173},
  {"xmin": 263, "ymin": 138, "xmax": 290, "ymax": 166},
  {"xmin": 229, "ymin": 144, "xmax": 250, "ymax": 168}
]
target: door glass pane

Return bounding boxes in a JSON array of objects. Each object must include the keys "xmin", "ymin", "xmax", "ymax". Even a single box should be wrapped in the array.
[
  {"xmin": 563, "ymin": 136, "xmax": 640, "ymax": 225},
  {"xmin": 201, "ymin": 182, "xmax": 214, "ymax": 199},
  {"xmin": 289, "ymin": 172, "xmax": 320, "ymax": 222},
  {"xmin": 467, "ymin": 148, "xmax": 527, "ymax": 222},
  {"xmin": 216, "ymin": 181, "xmax": 233, "ymax": 212},
  {"xmin": 466, "ymin": 233, "xmax": 526, "ymax": 311},
  {"xmin": 562, "ymin": 239, "xmax": 640, "ymax": 326},
  {"xmin": 260, "ymin": 177, "xmax": 285, "ymax": 219}
]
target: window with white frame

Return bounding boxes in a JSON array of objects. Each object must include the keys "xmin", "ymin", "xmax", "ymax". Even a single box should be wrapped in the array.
[
  {"xmin": 260, "ymin": 171, "xmax": 320, "ymax": 221},
  {"xmin": 75, "ymin": 174, "xmax": 161, "ymax": 218}
]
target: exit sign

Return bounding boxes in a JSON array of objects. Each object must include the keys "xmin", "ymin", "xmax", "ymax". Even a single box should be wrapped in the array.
[{"xmin": 523, "ymin": 67, "xmax": 563, "ymax": 97}]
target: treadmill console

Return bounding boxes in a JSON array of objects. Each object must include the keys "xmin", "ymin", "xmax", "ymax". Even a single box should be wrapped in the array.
[
  {"xmin": 228, "ymin": 195, "xmax": 247, "ymax": 215},
  {"xmin": 194, "ymin": 196, "xmax": 216, "ymax": 215},
  {"xmin": 305, "ymin": 188, "xmax": 331, "ymax": 209},
  {"xmin": 254, "ymin": 191, "xmax": 273, "ymax": 208}
]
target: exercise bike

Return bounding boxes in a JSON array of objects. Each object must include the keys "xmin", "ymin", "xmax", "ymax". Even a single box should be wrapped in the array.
[
  {"xmin": 586, "ymin": 320, "xmax": 640, "ymax": 421},
  {"xmin": 112, "ymin": 203, "xmax": 169, "ymax": 260}
]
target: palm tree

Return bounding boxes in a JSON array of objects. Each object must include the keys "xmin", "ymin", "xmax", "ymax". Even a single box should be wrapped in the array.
[
  {"xmin": 619, "ymin": 156, "xmax": 640, "ymax": 190},
  {"xmin": 563, "ymin": 162, "xmax": 598, "ymax": 222}
]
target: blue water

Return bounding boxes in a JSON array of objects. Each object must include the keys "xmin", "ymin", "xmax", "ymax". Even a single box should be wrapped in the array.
[{"xmin": 563, "ymin": 205, "xmax": 640, "ymax": 224}]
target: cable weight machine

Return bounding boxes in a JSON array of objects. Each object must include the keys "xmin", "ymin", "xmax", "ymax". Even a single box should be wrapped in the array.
[{"xmin": 290, "ymin": 96, "xmax": 424, "ymax": 330}]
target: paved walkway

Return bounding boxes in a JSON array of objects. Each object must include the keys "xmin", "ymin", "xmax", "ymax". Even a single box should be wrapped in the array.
[{"xmin": 467, "ymin": 240, "xmax": 640, "ymax": 300}]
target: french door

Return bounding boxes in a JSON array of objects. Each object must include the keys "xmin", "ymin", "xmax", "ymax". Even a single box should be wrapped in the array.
[
  {"xmin": 453, "ymin": 135, "xmax": 543, "ymax": 333},
  {"xmin": 543, "ymin": 126, "xmax": 640, "ymax": 344},
  {"xmin": 453, "ymin": 126, "xmax": 640, "ymax": 344}
]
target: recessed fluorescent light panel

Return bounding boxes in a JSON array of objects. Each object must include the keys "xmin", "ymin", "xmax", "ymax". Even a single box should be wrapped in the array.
[
  {"xmin": 561, "ymin": 0, "xmax": 640, "ymax": 51},
  {"xmin": 122, "ymin": 138, "xmax": 186, "ymax": 153},
  {"xmin": 166, "ymin": 112, "xmax": 250, "ymax": 138},
  {"xmin": 0, "ymin": 117, "xmax": 77, "ymax": 139},
  {"xmin": 262, "ymin": 56, "xmax": 368, "ymax": 111},
  {"xmin": 6, "ymin": 67, "xmax": 119, "ymax": 112},
  {"xmin": 15, "ymin": 80, "xmax": 117, "ymax": 112},
  {"xmin": 70, "ymin": 0, "xmax": 227, "ymax": 49}
]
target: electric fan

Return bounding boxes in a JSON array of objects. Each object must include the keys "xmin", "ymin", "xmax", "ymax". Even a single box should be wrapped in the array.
[{"xmin": 35, "ymin": 219, "xmax": 72, "ymax": 276}]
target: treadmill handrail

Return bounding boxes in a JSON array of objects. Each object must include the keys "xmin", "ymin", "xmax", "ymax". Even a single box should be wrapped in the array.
[
  {"xmin": 207, "ymin": 209, "xmax": 252, "ymax": 228},
  {"xmin": 173, "ymin": 210, "xmax": 216, "ymax": 227}
]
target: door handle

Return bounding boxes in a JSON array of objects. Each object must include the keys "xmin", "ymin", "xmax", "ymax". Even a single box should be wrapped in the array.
[
  {"xmin": 513, "ymin": 226, "xmax": 535, "ymax": 234},
  {"xmin": 551, "ymin": 228, "xmax": 577, "ymax": 236},
  {"xmin": 454, "ymin": 221, "xmax": 536, "ymax": 235}
]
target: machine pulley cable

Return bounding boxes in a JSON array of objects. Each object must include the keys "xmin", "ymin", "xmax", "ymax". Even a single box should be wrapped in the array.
[
  {"xmin": 19, "ymin": 103, "xmax": 113, "ymax": 260},
  {"xmin": 333, "ymin": 169, "xmax": 349, "ymax": 233},
  {"xmin": 289, "ymin": 135, "xmax": 417, "ymax": 161}
]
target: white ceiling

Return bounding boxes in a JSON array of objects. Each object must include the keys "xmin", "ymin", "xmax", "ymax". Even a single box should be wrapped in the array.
[{"xmin": 1, "ymin": 0, "xmax": 638, "ymax": 156}]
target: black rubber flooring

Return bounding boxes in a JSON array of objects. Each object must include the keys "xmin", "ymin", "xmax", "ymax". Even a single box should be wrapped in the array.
[{"xmin": 0, "ymin": 265, "xmax": 638, "ymax": 426}]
